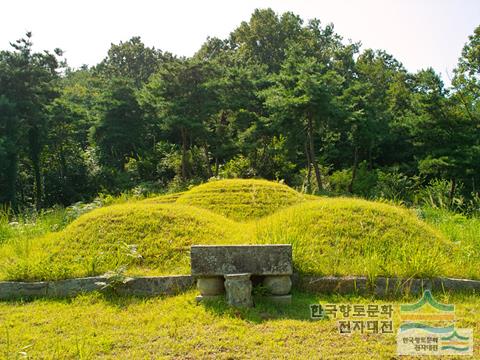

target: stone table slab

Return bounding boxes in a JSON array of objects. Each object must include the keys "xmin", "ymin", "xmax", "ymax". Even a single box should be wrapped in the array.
[{"xmin": 191, "ymin": 244, "xmax": 292, "ymax": 276}]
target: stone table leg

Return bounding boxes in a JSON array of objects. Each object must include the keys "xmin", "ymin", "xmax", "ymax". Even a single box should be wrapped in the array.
[
  {"xmin": 224, "ymin": 273, "xmax": 253, "ymax": 308},
  {"xmin": 263, "ymin": 275, "xmax": 292, "ymax": 304},
  {"xmin": 196, "ymin": 276, "xmax": 224, "ymax": 303}
]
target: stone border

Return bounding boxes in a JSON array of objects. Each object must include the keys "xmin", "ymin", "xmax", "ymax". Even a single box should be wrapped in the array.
[
  {"xmin": 294, "ymin": 275, "xmax": 480, "ymax": 296},
  {"xmin": 1, "ymin": 274, "xmax": 479, "ymax": 300},
  {"xmin": 0, "ymin": 275, "xmax": 194, "ymax": 300}
]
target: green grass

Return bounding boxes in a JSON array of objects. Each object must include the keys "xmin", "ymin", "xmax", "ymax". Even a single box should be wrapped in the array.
[
  {"xmin": 254, "ymin": 198, "xmax": 454, "ymax": 278},
  {"xmin": 0, "ymin": 207, "xmax": 73, "ymax": 246},
  {"xmin": 141, "ymin": 191, "xmax": 186, "ymax": 205},
  {"xmin": 0, "ymin": 203, "xmax": 246, "ymax": 281},
  {"xmin": 420, "ymin": 207, "xmax": 480, "ymax": 279},
  {"xmin": 1, "ymin": 290, "xmax": 479, "ymax": 359},
  {"xmin": 1, "ymin": 179, "xmax": 477, "ymax": 281},
  {"xmin": 174, "ymin": 179, "xmax": 307, "ymax": 221}
]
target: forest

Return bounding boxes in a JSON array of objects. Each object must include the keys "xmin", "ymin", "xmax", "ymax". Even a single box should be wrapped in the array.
[{"xmin": 1, "ymin": 8, "xmax": 479, "ymax": 214}]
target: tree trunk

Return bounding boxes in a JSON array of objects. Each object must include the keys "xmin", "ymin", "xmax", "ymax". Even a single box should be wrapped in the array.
[
  {"xmin": 368, "ymin": 144, "xmax": 373, "ymax": 170},
  {"xmin": 32, "ymin": 154, "xmax": 42, "ymax": 211},
  {"xmin": 5, "ymin": 113, "xmax": 18, "ymax": 210},
  {"xmin": 304, "ymin": 141, "xmax": 312, "ymax": 193},
  {"xmin": 180, "ymin": 127, "xmax": 188, "ymax": 180},
  {"xmin": 203, "ymin": 143, "xmax": 213, "ymax": 178},
  {"xmin": 29, "ymin": 126, "xmax": 43, "ymax": 211},
  {"xmin": 449, "ymin": 178, "xmax": 457, "ymax": 207},
  {"xmin": 307, "ymin": 115, "xmax": 323, "ymax": 191},
  {"xmin": 60, "ymin": 147, "xmax": 69, "ymax": 204},
  {"xmin": 348, "ymin": 145, "xmax": 359, "ymax": 193},
  {"xmin": 1, "ymin": 102, "xmax": 18, "ymax": 210},
  {"xmin": 251, "ymin": 148, "xmax": 258, "ymax": 173},
  {"xmin": 214, "ymin": 157, "xmax": 219, "ymax": 177},
  {"xmin": 5, "ymin": 151, "xmax": 17, "ymax": 211}
]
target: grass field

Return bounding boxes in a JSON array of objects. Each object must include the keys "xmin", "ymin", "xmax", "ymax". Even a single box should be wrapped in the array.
[
  {"xmin": 0, "ymin": 179, "xmax": 478, "ymax": 281},
  {"xmin": 1, "ymin": 291, "xmax": 479, "ymax": 359}
]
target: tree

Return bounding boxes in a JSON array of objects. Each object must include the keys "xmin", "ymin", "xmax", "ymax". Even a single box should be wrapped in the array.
[
  {"xmin": 262, "ymin": 44, "xmax": 344, "ymax": 191},
  {"xmin": 96, "ymin": 36, "xmax": 172, "ymax": 88},
  {"xmin": 42, "ymin": 97, "xmax": 92, "ymax": 206},
  {"xmin": 0, "ymin": 95, "xmax": 18, "ymax": 208},
  {"xmin": 139, "ymin": 59, "xmax": 220, "ymax": 180},
  {"xmin": 410, "ymin": 68, "xmax": 480, "ymax": 201},
  {"xmin": 230, "ymin": 9, "xmax": 304, "ymax": 73},
  {"xmin": 0, "ymin": 32, "xmax": 62, "ymax": 210},
  {"xmin": 452, "ymin": 25, "xmax": 480, "ymax": 120},
  {"xmin": 339, "ymin": 50, "xmax": 408, "ymax": 192},
  {"xmin": 93, "ymin": 78, "xmax": 146, "ymax": 172}
]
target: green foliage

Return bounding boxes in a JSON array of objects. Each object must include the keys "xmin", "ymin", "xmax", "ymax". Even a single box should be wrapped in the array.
[
  {"xmin": 219, "ymin": 155, "xmax": 254, "ymax": 178},
  {"xmin": 95, "ymin": 36, "xmax": 171, "ymax": 88},
  {"xmin": 328, "ymin": 169, "xmax": 351, "ymax": 194},
  {"xmin": 373, "ymin": 169, "xmax": 419, "ymax": 203},
  {"xmin": 96, "ymin": 265, "xmax": 133, "ymax": 293},
  {"xmin": 415, "ymin": 179, "xmax": 463, "ymax": 211},
  {"xmin": 453, "ymin": 25, "xmax": 480, "ymax": 102},
  {"xmin": 230, "ymin": 9, "xmax": 304, "ymax": 72},
  {"xmin": 0, "ymin": 32, "xmax": 63, "ymax": 210},
  {"xmin": 350, "ymin": 162, "xmax": 378, "ymax": 197},
  {"xmin": 328, "ymin": 162, "xmax": 378, "ymax": 197},
  {"xmin": 93, "ymin": 78, "xmax": 146, "ymax": 171},
  {"xmin": 42, "ymin": 97, "xmax": 93, "ymax": 206}
]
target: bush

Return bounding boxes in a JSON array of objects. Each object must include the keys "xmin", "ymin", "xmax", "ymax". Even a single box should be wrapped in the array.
[
  {"xmin": 328, "ymin": 162, "xmax": 377, "ymax": 197},
  {"xmin": 219, "ymin": 155, "xmax": 255, "ymax": 179},
  {"xmin": 373, "ymin": 169, "xmax": 420, "ymax": 204},
  {"xmin": 415, "ymin": 179, "xmax": 463, "ymax": 211},
  {"xmin": 328, "ymin": 169, "xmax": 351, "ymax": 194}
]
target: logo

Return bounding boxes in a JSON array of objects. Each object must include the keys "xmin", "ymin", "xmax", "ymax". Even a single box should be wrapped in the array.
[
  {"xmin": 397, "ymin": 290, "xmax": 473, "ymax": 356},
  {"xmin": 310, "ymin": 302, "xmax": 394, "ymax": 335}
]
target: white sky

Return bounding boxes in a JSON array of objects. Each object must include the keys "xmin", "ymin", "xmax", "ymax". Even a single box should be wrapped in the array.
[{"xmin": 1, "ymin": 0, "xmax": 479, "ymax": 86}]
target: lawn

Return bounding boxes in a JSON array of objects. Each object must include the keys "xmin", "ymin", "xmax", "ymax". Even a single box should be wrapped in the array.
[{"xmin": 1, "ymin": 291, "xmax": 479, "ymax": 359}]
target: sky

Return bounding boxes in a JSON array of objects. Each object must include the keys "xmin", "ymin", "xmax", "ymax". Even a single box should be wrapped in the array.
[{"xmin": 1, "ymin": 0, "xmax": 479, "ymax": 86}]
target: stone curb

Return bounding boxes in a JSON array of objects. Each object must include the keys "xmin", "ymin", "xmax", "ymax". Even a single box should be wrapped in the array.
[
  {"xmin": 1, "ymin": 275, "xmax": 479, "ymax": 300},
  {"xmin": 294, "ymin": 275, "xmax": 480, "ymax": 296},
  {"xmin": 0, "ymin": 275, "xmax": 194, "ymax": 300}
]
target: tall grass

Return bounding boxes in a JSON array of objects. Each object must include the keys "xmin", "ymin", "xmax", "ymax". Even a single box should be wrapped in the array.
[
  {"xmin": 0, "ymin": 207, "xmax": 69, "ymax": 246},
  {"xmin": 0, "ymin": 193, "xmax": 145, "ymax": 247},
  {"xmin": 419, "ymin": 206, "xmax": 480, "ymax": 279}
]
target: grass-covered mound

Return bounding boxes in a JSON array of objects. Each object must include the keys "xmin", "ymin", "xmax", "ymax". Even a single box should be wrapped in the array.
[
  {"xmin": 141, "ymin": 191, "xmax": 185, "ymax": 205},
  {"xmin": 254, "ymin": 199, "xmax": 456, "ymax": 278},
  {"xmin": 174, "ymin": 179, "xmax": 307, "ymax": 221},
  {"xmin": 0, "ymin": 203, "xmax": 245, "ymax": 281},
  {"xmin": 0, "ymin": 179, "xmax": 474, "ymax": 281}
]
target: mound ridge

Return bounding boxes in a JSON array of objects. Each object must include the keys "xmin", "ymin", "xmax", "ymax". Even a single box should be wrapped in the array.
[
  {"xmin": 0, "ymin": 179, "xmax": 465, "ymax": 281},
  {"xmin": 175, "ymin": 179, "xmax": 306, "ymax": 221}
]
